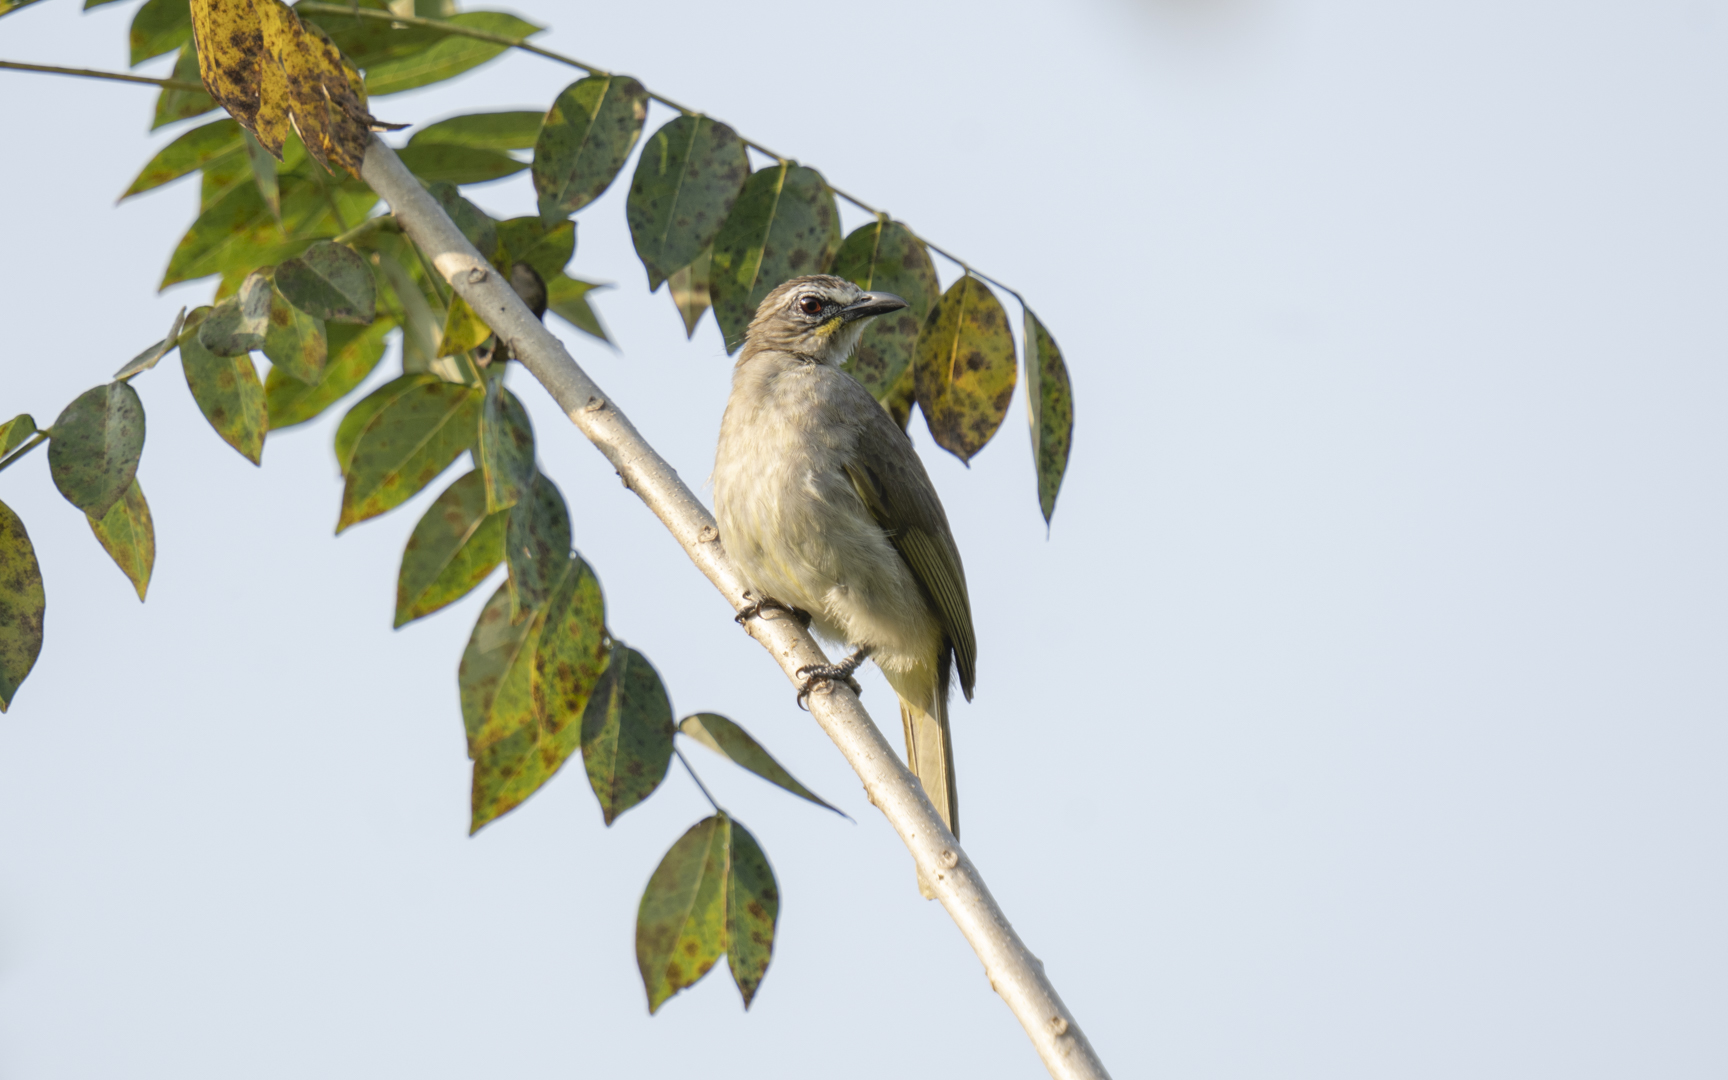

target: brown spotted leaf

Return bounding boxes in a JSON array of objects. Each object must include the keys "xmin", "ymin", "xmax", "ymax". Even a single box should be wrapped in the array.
[
  {"xmin": 626, "ymin": 114, "xmax": 748, "ymax": 290},
  {"xmin": 180, "ymin": 325, "xmax": 266, "ymax": 465},
  {"xmin": 334, "ymin": 373, "xmax": 419, "ymax": 475},
  {"xmin": 337, "ymin": 376, "xmax": 481, "ymax": 532},
  {"xmin": 394, "ymin": 470, "xmax": 505, "ymax": 628},
  {"xmin": 532, "ymin": 74, "xmax": 648, "ymax": 223},
  {"xmin": 529, "ymin": 555, "xmax": 607, "ymax": 749},
  {"xmin": 725, "ymin": 818, "xmax": 779, "ymax": 1008},
  {"xmin": 477, "ymin": 378, "xmax": 535, "ymax": 514},
  {"xmin": 189, "ymin": 0, "xmax": 382, "ymax": 176},
  {"xmin": 503, "ymin": 472, "xmax": 569, "ymax": 621},
  {"xmin": 47, "ymin": 383, "xmax": 145, "ymax": 520},
  {"xmin": 266, "ymin": 318, "xmax": 391, "ymax": 431},
  {"xmin": 1023, "ymin": 308, "xmax": 1074, "ymax": 524},
  {"xmin": 580, "ymin": 643, "xmax": 674, "ymax": 826},
  {"xmin": 275, "ymin": 240, "xmax": 376, "ymax": 324},
  {"xmin": 0, "ymin": 499, "xmax": 45, "ymax": 712},
  {"xmin": 708, "ymin": 163, "xmax": 841, "ymax": 352},
  {"xmin": 459, "ymin": 582, "xmax": 533, "ymax": 759},
  {"xmin": 914, "ymin": 275, "xmax": 1017, "ymax": 463},
  {"xmin": 87, "ymin": 479, "xmax": 155, "ymax": 602},
  {"xmin": 832, "ymin": 219, "xmax": 939, "ymax": 402},
  {"xmin": 198, "ymin": 271, "xmax": 271, "ymax": 356},
  {"xmin": 261, "ymin": 284, "xmax": 326, "ymax": 383},
  {"xmin": 636, "ymin": 814, "xmax": 728, "ymax": 1014}
]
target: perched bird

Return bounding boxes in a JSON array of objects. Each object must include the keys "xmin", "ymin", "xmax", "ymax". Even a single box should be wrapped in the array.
[{"xmin": 713, "ymin": 274, "xmax": 976, "ymax": 854}]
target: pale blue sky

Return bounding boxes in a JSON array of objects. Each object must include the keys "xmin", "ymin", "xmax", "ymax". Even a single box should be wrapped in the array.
[{"xmin": 1, "ymin": 1, "xmax": 1725, "ymax": 1077}]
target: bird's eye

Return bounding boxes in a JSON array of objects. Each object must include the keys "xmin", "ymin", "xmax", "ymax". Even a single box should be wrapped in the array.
[{"xmin": 798, "ymin": 297, "xmax": 824, "ymax": 316}]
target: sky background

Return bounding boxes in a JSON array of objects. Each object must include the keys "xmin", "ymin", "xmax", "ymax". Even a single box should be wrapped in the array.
[{"xmin": 2, "ymin": 0, "xmax": 1726, "ymax": 1076}]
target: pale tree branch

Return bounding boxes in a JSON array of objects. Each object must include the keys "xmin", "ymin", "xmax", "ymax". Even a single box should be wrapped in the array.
[{"xmin": 359, "ymin": 137, "xmax": 1110, "ymax": 1080}]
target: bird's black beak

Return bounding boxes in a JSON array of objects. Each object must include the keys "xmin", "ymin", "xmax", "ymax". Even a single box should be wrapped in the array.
[{"xmin": 839, "ymin": 291, "xmax": 908, "ymax": 322}]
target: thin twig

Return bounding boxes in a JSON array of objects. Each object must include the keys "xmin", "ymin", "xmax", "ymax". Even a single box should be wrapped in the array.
[
  {"xmin": 290, "ymin": 3, "xmax": 1026, "ymax": 300},
  {"xmin": 0, "ymin": 433, "xmax": 49, "ymax": 476},
  {"xmin": 0, "ymin": 59, "xmax": 203, "ymax": 93},
  {"xmin": 674, "ymin": 746, "xmax": 723, "ymax": 815}
]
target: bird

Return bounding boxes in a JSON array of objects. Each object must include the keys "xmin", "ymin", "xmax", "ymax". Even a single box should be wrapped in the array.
[{"xmin": 713, "ymin": 274, "xmax": 976, "ymax": 867}]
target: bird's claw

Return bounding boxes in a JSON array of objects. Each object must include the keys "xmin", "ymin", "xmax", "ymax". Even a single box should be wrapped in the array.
[
  {"xmin": 794, "ymin": 647, "xmax": 870, "ymax": 710},
  {"xmin": 735, "ymin": 592, "xmax": 812, "ymax": 629}
]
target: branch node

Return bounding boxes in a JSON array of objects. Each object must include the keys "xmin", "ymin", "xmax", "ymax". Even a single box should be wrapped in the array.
[
  {"xmin": 1050, "ymin": 1016, "xmax": 1070, "ymax": 1037},
  {"xmin": 940, "ymin": 848, "xmax": 959, "ymax": 869},
  {"xmin": 697, "ymin": 524, "xmax": 719, "ymax": 543},
  {"xmin": 584, "ymin": 396, "xmax": 606, "ymax": 412},
  {"xmin": 464, "ymin": 267, "xmax": 490, "ymax": 284}
]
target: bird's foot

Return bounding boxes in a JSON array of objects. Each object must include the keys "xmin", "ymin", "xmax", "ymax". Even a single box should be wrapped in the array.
[
  {"xmin": 796, "ymin": 647, "xmax": 870, "ymax": 710},
  {"xmin": 735, "ymin": 592, "xmax": 812, "ymax": 629}
]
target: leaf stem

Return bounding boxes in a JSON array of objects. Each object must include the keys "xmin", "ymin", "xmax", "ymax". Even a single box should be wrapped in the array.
[
  {"xmin": 333, "ymin": 214, "xmax": 399, "ymax": 246},
  {"xmin": 0, "ymin": 58, "xmax": 203, "ymax": 93},
  {"xmin": 674, "ymin": 745, "xmax": 723, "ymax": 815},
  {"xmin": 289, "ymin": 4, "xmax": 1028, "ymax": 304},
  {"xmin": 0, "ymin": 432, "xmax": 49, "ymax": 476}
]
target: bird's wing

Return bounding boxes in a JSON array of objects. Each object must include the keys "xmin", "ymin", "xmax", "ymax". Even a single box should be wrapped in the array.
[{"xmin": 843, "ymin": 408, "xmax": 977, "ymax": 699}]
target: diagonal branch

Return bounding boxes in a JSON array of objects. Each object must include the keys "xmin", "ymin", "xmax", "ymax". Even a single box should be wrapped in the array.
[{"xmin": 358, "ymin": 137, "xmax": 1109, "ymax": 1080}]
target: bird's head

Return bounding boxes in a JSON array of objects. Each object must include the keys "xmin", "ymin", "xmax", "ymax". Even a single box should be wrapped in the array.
[{"xmin": 740, "ymin": 274, "xmax": 908, "ymax": 366}]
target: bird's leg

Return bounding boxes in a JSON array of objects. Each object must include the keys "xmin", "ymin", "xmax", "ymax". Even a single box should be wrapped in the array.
[
  {"xmin": 795, "ymin": 647, "xmax": 870, "ymax": 710},
  {"xmin": 735, "ymin": 591, "xmax": 813, "ymax": 629}
]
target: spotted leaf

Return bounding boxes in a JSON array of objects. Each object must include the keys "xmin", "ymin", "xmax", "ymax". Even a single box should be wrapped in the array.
[{"xmin": 913, "ymin": 275, "xmax": 1017, "ymax": 463}]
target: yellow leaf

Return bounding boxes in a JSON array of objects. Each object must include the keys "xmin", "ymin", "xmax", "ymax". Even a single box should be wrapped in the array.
[
  {"xmin": 189, "ymin": 0, "xmax": 386, "ymax": 177},
  {"xmin": 439, "ymin": 293, "xmax": 492, "ymax": 358}
]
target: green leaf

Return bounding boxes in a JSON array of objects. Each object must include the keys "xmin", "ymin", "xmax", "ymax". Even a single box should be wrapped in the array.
[
  {"xmin": 261, "ymin": 284, "xmax": 327, "ymax": 382},
  {"xmin": 335, "ymin": 374, "xmax": 422, "ymax": 475},
  {"xmin": 243, "ymin": 131, "xmax": 281, "ymax": 224},
  {"xmin": 530, "ymin": 554, "xmax": 607, "ymax": 742},
  {"xmin": 709, "ymin": 164, "xmax": 841, "ymax": 352},
  {"xmin": 667, "ymin": 248, "xmax": 711, "ymax": 338},
  {"xmin": 465, "ymin": 587, "xmax": 553, "ymax": 831},
  {"xmin": 161, "ymin": 172, "xmax": 273, "ymax": 288},
  {"xmin": 0, "ymin": 415, "xmax": 36, "ymax": 459},
  {"xmin": 122, "ymin": 119, "xmax": 244, "ymax": 200},
  {"xmin": 1023, "ymin": 309, "xmax": 1074, "ymax": 525},
  {"xmin": 0, "ymin": 0, "xmax": 49, "ymax": 16},
  {"xmin": 360, "ymin": 11, "xmax": 543, "ymax": 96},
  {"xmin": 181, "ymin": 321, "xmax": 266, "ymax": 465},
  {"xmin": 545, "ymin": 273, "xmax": 609, "ymax": 343},
  {"xmin": 114, "ymin": 307, "xmax": 189, "ymax": 379},
  {"xmin": 200, "ymin": 142, "xmax": 252, "ymax": 210},
  {"xmin": 637, "ymin": 815, "xmax": 727, "ymax": 1014},
  {"xmin": 467, "ymin": 554, "xmax": 605, "ymax": 830},
  {"xmin": 913, "ymin": 275, "xmax": 1017, "ymax": 463},
  {"xmin": 437, "ymin": 292, "xmax": 490, "ymax": 358},
  {"xmin": 832, "ymin": 219, "xmax": 939, "ymax": 401},
  {"xmin": 409, "ymin": 110, "xmax": 542, "ymax": 152},
  {"xmin": 338, "ymin": 376, "xmax": 481, "ymax": 531},
  {"xmin": 395, "ymin": 469, "xmax": 505, "ymax": 628},
  {"xmin": 532, "ymin": 74, "xmax": 648, "ymax": 223},
  {"xmin": 503, "ymin": 472, "xmax": 569, "ymax": 620},
  {"xmin": 679, "ymin": 713, "xmax": 842, "ymax": 816},
  {"xmin": 477, "ymin": 379, "xmax": 534, "ymax": 514},
  {"xmin": 395, "ymin": 143, "xmax": 527, "ymax": 186},
  {"xmin": 427, "ymin": 182, "xmax": 498, "ymax": 260},
  {"xmin": 0, "ymin": 499, "xmax": 45, "ymax": 713},
  {"xmin": 881, "ymin": 357, "xmax": 915, "ymax": 431},
  {"xmin": 581, "ymin": 643, "xmax": 674, "ymax": 825},
  {"xmin": 626, "ymin": 115, "xmax": 749, "ymax": 290},
  {"xmin": 275, "ymin": 240, "xmax": 377, "ymax": 324},
  {"xmin": 725, "ymin": 818, "xmax": 779, "ymax": 1009},
  {"xmin": 129, "ymin": 0, "xmax": 190, "ymax": 66},
  {"xmin": 87, "ymin": 479, "xmax": 155, "ymax": 602},
  {"xmin": 298, "ymin": 2, "xmax": 445, "ymax": 69},
  {"xmin": 151, "ymin": 42, "xmax": 216, "ymax": 130},
  {"xmin": 47, "ymin": 382, "xmax": 145, "ymax": 519},
  {"xmin": 198, "ymin": 272, "xmax": 272, "ymax": 356},
  {"xmin": 265, "ymin": 317, "xmax": 391, "ymax": 431},
  {"xmin": 371, "ymin": 242, "xmax": 441, "ymax": 370},
  {"xmin": 459, "ymin": 581, "xmax": 534, "ymax": 758},
  {"xmin": 495, "ymin": 217, "xmax": 575, "ymax": 280}
]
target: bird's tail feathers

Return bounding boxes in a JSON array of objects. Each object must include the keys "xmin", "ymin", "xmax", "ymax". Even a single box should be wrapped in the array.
[{"xmin": 899, "ymin": 654, "xmax": 956, "ymax": 899}]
